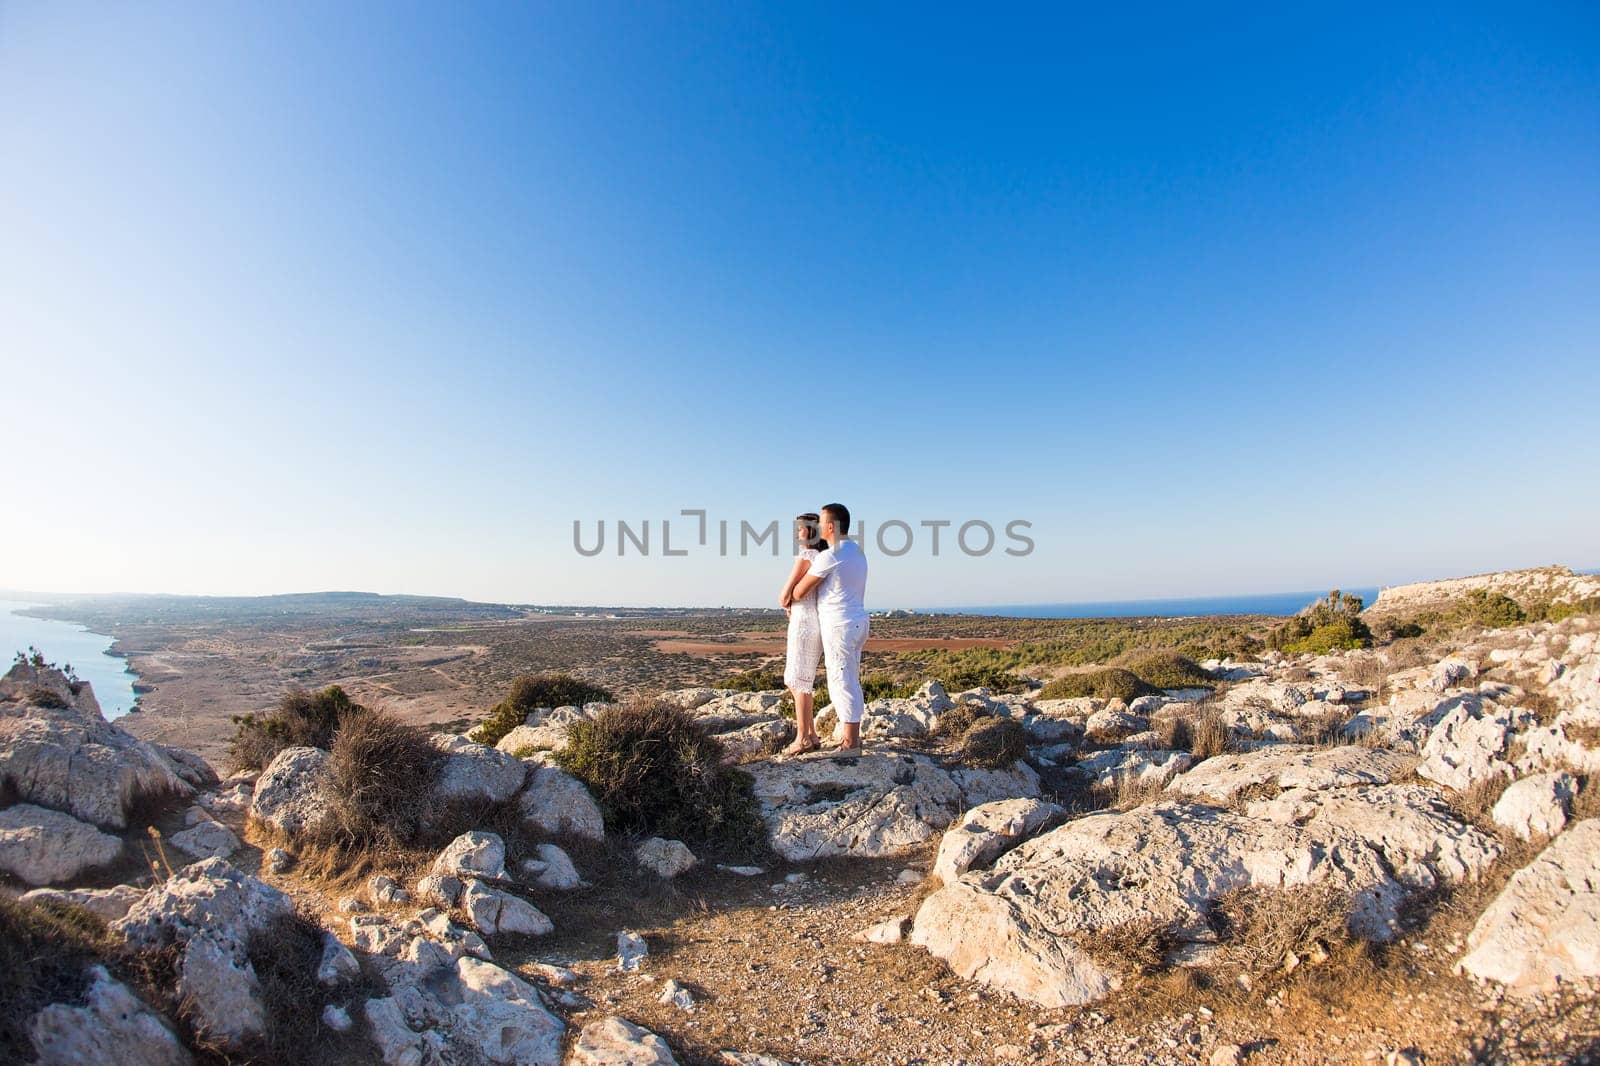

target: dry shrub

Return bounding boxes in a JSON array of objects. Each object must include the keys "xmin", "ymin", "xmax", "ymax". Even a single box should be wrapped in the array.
[
  {"xmin": 1302, "ymin": 705, "xmax": 1356, "ymax": 748},
  {"xmin": 1211, "ymin": 883, "xmax": 1354, "ymax": 973},
  {"xmin": 1517, "ymin": 692, "xmax": 1559, "ymax": 725},
  {"xmin": 933, "ymin": 700, "xmax": 987, "ymax": 739},
  {"xmin": 1077, "ymin": 916, "xmax": 1179, "ymax": 975},
  {"xmin": 959, "ymin": 717, "xmax": 1027, "ymax": 769},
  {"xmin": 228, "ymin": 685, "xmax": 364, "ymax": 772},
  {"xmin": 1341, "ymin": 652, "xmax": 1392, "ymax": 693},
  {"xmin": 555, "ymin": 697, "xmax": 764, "ymax": 849},
  {"xmin": 1112, "ymin": 650, "xmax": 1215, "ymax": 690},
  {"xmin": 321, "ymin": 709, "xmax": 445, "ymax": 852}
]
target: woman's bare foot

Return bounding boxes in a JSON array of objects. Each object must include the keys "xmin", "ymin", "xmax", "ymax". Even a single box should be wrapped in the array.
[{"xmin": 780, "ymin": 735, "xmax": 821, "ymax": 757}]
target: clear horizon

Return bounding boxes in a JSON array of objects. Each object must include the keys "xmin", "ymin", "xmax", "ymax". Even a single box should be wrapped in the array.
[{"xmin": 4, "ymin": 6, "xmax": 1597, "ymax": 609}]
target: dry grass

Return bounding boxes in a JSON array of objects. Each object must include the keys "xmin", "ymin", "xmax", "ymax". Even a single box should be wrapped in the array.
[
  {"xmin": 1448, "ymin": 773, "xmax": 1515, "ymax": 831},
  {"xmin": 1157, "ymin": 705, "xmax": 1236, "ymax": 761},
  {"xmin": 932, "ymin": 699, "xmax": 986, "ymax": 739},
  {"xmin": 322, "ymin": 709, "xmax": 445, "ymax": 850},
  {"xmin": 1092, "ymin": 773, "xmax": 1168, "ymax": 811},
  {"xmin": 1570, "ymin": 774, "xmax": 1600, "ymax": 822}
]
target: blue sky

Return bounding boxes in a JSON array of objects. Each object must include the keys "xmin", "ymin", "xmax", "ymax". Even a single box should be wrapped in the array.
[{"xmin": 2, "ymin": 3, "xmax": 1596, "ymax": 608}]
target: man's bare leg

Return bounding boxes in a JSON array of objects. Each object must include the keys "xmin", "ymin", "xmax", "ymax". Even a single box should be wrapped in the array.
[{"xmin": 838, "ymin": 719, "xmax": 861, "ymax": 752}]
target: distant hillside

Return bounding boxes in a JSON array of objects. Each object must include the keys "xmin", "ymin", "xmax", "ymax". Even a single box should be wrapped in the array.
[
  {"xmin": 1366, "ymin": 565, "xmax": 1600, "ymax": 618},
  {"xmin": 21, "ymin": 591, "xmax": 523, "ymax": 630}
]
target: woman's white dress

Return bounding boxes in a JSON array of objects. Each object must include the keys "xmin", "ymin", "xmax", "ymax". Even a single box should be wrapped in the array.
[{"xmin": 783, "ymin": 547, "xmax": 823, "ymax": 693}]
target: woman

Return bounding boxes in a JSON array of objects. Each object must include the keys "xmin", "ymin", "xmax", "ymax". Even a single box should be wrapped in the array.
[{"xmin": 779, "ymin": 512, "xmax": 827, "ymax": 756}]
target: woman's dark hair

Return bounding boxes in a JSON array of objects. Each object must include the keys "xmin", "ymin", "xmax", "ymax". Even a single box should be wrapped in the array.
[{"xmin": 795, "ymin": 513, "xmax": 828, "ymax": 552}]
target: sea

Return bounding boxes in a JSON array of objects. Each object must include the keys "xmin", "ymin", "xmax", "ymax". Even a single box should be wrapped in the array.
[
  {"xmin": 0, "ymin": 599, "xmax": 139, "ymax": 719},
  {"xmin": 923, "ymin": 587, "xmax": 1384, "ymax": 620}
]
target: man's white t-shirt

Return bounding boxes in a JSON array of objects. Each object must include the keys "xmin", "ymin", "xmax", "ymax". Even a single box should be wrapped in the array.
[{"xmin": 808, "ymin": 539, "xmax": 868, "ymax": 626}]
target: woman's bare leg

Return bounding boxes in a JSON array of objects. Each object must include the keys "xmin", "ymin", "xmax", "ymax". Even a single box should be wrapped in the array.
[{"xmin": 783, "ymin": 690, "xmax": 820, "ymax": 754}]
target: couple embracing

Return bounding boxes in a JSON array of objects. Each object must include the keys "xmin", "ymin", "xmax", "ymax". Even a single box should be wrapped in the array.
[{"xmin": 778, "ymin": 503, "xmax": 869, "ymax": 758}]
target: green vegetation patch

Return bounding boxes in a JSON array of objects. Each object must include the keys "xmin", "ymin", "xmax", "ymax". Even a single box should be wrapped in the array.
[
  {"xmin": 474, "ymin": 672, "xmax": 615, "ymax": 747},
  {"xmin": 229, "ymin": 685, "xmax": 365, "ymax": 772},
  {"xmin": 1037, "ymin": 668, "xmax": 1157, "ymax": 702},
  {"xmin": 1267, "ymin": 591, "xmax": 1372, "ymax": 655}
]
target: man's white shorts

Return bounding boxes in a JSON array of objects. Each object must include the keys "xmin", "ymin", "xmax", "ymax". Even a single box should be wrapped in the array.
[{"xmin": 822, "ymin": 616, "xmax": 871, "ymax": 724}]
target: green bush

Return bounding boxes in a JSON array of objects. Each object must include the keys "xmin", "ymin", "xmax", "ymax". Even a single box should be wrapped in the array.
[
  {"xmin": 934, "ymin": 664, "xmax": 1028, "ymax": 693},
  {"xmin": 1113, "ymin": 650, "xmax": 1214, "ymax": 690},
  {"xmin": 555, "ymin": 697, "xmax": 764, "ymax": 848},
  {"xmin": 1037, "ymin": 668, "xmax": 1156, "ymax": 702},
  {"xmin": 1267, "ymin": 591, "xmax": 1372, "ymax": 654},
  {"xmin": 474, "ymin": 673, "xmax": 615, "ymax": 747},
  {"xmin": 1454, "ymin": 589, "xmax": 1526, "ymax": 629},
  {"xmin": 322, "ymin": 709, "xmax": 445, "ymax": 849},
  {"xmin": 960, "ymin": 717, "xmax": 1028, "ymax": 769},
  {"xmin": 24, "ymin": 686, "xmax": 68, "ymax": 709},
  {"xmin": 720, "ymin": 668, "xmax": 785, "ymax": 692},
  {"xmin": 229, "ymin": 685, "xmax": 364, "ymax": 772}
]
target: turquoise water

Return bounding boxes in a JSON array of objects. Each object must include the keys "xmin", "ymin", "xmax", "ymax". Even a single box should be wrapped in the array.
[{"xmin": 0, "ymin": 600, "xmax": 138, "ymax": 719}]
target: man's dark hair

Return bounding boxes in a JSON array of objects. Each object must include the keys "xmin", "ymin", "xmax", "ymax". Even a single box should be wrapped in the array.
[{"xmin": 821, "ymin": 502, "xmax": 850, "ymax": 536}]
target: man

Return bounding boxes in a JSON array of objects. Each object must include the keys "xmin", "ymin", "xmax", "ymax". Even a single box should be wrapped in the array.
[{"xmin": 787, "ymin": 502, "xmax": 869, "ymax": 755}]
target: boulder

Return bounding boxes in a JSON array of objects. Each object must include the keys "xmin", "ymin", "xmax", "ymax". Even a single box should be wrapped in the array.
[
  {"xmin": 1458, "ymin": 818, "xmax": 1600, "ymax": 994},
  {"xmin": 451, "ymin": 955, "xmax": 566, "ymax": 1063},
  {"xmin": 0, "ymin": 662, "xmax": 198, "ymax": 829},
  {"xmin": 431, "ymin": 830, "xmax": 508, "ymax": 881},
  {"xmin": 167, "ymin": 818, "xmax": 241, "ymax": 860},
  {"xmin": 518, "ymin": 765, "xmax": 606, "ymax": 841},
  {"xmin": 914, "ymin": 786, "xmax": 1499, "ymax": 1007},
  {"xmin": 112, "ymin": 857, "xmax": 295, "ymax": 1049},
  {"xmin": 28, "ymin": 964, "xmax": 192, "ymax": 1066},
  {"xmin": 1491, "ymin": 772, "xmax": 1576, "ymax": 841},
  {"xmin": 0, "ymin": 803, "xmax": 122, "ymax": 885},
  {"xmin": 933, "ymin": 798, "xmax": 1064, "ymax": 884},
  {"xmin": 1084, "ymin": 706, "xmax": 1148, "ymax": 740},
  {"xmin": 1165, "ymin": 746, "xmax": 1415, "ymax": 805},
  {"xmin": 524, "ymin": 842, "xmax": 584, "ymax": 890},
  {"xmin": 569, "ymin": 1016, "xmax": 678, "ymax": 1065},
  {"xmin": 460, "ymin": 878, "xmax": 553, "ymax": 937},
  {"xmin": 747, "ymin": 753, "xmax": 963, "ymax": 861},
  {"xmin": 249, "ymin": 746, "xmax": 336, "ymax": 838},
  {"xmin": 430, "ymin": 735, "xmax": 527, "ymax": 805},
  {"xmin": 20, "ymin": 884, "xmax": 145, "ymax": 921},
  {"xmin": 636, "ymin": 837, "xmax": 698, "ymax": 878}
]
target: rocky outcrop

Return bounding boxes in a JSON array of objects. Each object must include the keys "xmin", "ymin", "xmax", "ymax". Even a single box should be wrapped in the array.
[
  {"xmin": 27, "ymin": 964, "xmax": 192, "ymax": 1066},
  {"xmin": 1414, "ymin": 696, "xmax": 1530, "ymax": 791},
  {"xmin": 913, "ymin": 785, "xmax": 1499, "ymax": 1007},
  {"xmin": 0, "ymin": 803, "xmax": 122, "ymax": 885},
  {"xmin": 249, "ymin": 745, "xmax": 336, "ymax": 838},
  {"xmin": 1458, "ymin": 819, "xmax": 1600, "ymax": 994},
  {"xmin": 1165, "ymin": 745, "xmax": 1414, "ymax": 804},
  {"xmin": 112, "ymin": 857, "xmax": 296, "ymax": 1049},
  {"xmin": 747, "ymin": 753, "xmax": 963, "ymax": 861},
  {"xmin": 1366, "ymin": 566, "xmax": 1600, "ymax": 620},
  {"xmin": 0, "ymin": 662, "xmax": 209, "ymax": 830}
]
